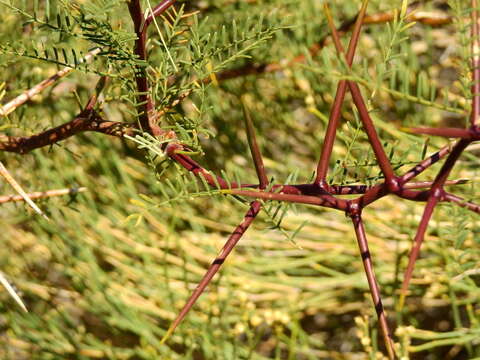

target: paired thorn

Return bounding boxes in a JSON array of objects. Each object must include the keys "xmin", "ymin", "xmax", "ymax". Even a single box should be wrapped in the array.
[
  {"xmin": 315, "ymin": 0, "xmax": 369, "ymax": 185},
  {"xmin": 325, "ymin": 1, "xmax": 396, "ymax": 185}
]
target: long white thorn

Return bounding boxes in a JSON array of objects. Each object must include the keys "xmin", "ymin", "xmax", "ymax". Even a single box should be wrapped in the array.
[
  {"xmin": 0, "ymin": 161, "xmax": 49, "ymax": 220},
  {"xmin": 0, "ymin": 271, "xmax": 28, "ymax": 312}
]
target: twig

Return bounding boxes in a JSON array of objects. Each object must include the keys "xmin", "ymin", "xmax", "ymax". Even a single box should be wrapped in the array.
[
  {"xmin": 400, "ymin": 144, "xmax": 452, "ymax": 184},
  {"xmin": 0, "ymin": 111, "xmax": 132, "ymax": 154},
  {"xmin": 328, "ymin": 179, "xmax": 468, "ymax": 195},
  {"xmin": 143, "ymin": 0, "xmax": 177, "ymax": 30},
  {"xmin": 224, "ymin": 188, "xmax": 349, "ymax": 211},
  {"xmin": 403, "ymin": 127, "xmax": 477, "ymax": 139},
  {"xmin": 443, "ymin": 192, "xmax": 480, "ymax": 214},
  {"xmin": 0, "ymin": 48, "xmax": 101, "ymax": 117},
  {"xmin": 0, "ymin": 187, "xmax": 87, "ymax": 204}
]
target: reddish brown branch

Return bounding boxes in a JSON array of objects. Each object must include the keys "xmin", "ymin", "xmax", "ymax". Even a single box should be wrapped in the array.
[
  {"xmin": 444, "ymin": 192, "xmax": 480, "ymax": 214},
  {"xmin": 400, "ymin": 144, "xmax": 452, "ymax": 184},
  {"xmin": 128, "ymin": 0, "xmax": 176, "ymax": 135},
  {"xmin": 226, "ymin": 188, "xmax": 349, "ymax": 211},
  {"xmin": 0, "ymin": 111, "xmax": 132, "ymax": 154},
  {"xmin": 328, "ymin": 179, "xmax": 468, "ymax": 195},
  {"xmin": 166, "ymin": 143, "xmax": 235, "ymax": 189},
  {"xmin": 128, "ymin": 0, "xmax": 156, "ymax": 133},
  {"xmin": 404, "ymin": 127, "xmax": 478, "ymax": 139},
  {"xmin": 144, "ymin": 0, "xmax": 177, "ymax": 30}
]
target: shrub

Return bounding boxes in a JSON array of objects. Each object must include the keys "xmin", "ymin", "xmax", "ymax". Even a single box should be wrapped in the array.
[{"xmin": 1, "ymin": 0, "xmax": 479, "ymax": 359}]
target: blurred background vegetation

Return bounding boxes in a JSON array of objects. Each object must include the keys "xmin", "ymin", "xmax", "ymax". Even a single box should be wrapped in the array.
[{"xmin": 0, "ymin": 0, "xmax": 479, "ymax": 359}]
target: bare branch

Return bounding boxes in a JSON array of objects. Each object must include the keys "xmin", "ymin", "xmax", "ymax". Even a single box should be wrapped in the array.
[
  {"xmin": 0, "ymin": 187, "xmax": 87, "ymax": 204},
  {"xmin": 0, "ymin": 48, "xmax": 101, "ymax": 117},
  {"xmin": 0, "ymin": 111, "xmax": 133, "ymax": 154},
  {"xmin": 444, "ymin": 192, "xmax": 480, "ymax": 215}
]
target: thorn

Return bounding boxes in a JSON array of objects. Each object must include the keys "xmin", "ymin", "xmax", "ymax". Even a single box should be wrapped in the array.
[
  {"xmin": 0, "ymin": 271, "xmax": 28, "ymax": 312},
  {"xmin": 0, "ymin": 161, "xmax": 49, "ymax": 220}
]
